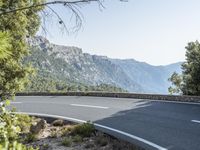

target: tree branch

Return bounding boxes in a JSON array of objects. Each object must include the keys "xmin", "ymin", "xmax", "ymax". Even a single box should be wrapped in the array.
[{"xmin": 0, "ymin": 0, "xmax": 101, "ymax": 16}]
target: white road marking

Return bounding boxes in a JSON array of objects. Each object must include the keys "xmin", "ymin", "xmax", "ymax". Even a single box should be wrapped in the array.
[
  {"xmin": 11, "ymin": 102, "xmax": 22, "ymax": 104},
  {"xmin": 95, "ymin": 124, "xmax": 167, "ymax": 150},
  {"xmin": 14, "ymin": 112, "xmax": 86, "ymax": 123},
  {"xmin": 14, "ymin": 112, "xmax": 167, "ymax": 150},
  {"xmin": 191, "ymin": 120, "xmax": 200, "ymax": 124},
  {"xmin": 70, "ymin": 104, "xmax": 109, "ymax": 109}
]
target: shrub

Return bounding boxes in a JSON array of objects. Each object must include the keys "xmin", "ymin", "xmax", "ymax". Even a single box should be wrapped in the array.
[
  {"xmin": 0, "ymin": 100, "xmax": 37, "ymax": 149},
  {"xmin": 16, "ymin": 114, "xmax": 32, "ymax": 133},
  {"xmin": 0, "ymin": 141, "xmax": 38, "ymax": 150},
  {"xmin": 73, "ymin": 135, "xmax": 83, "ymax": 143},
  {"xmin": 61, "ymin": 137, "xmax": 72, "ymax": 147},
  {"xmin": 71, "ymin": 122, "xmax": 95, "ymax": 137}
]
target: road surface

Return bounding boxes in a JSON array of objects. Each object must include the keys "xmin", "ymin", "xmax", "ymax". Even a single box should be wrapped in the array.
[{"xmin": 12, "ymin": 96, "xmax": 200, "ymax": 150}]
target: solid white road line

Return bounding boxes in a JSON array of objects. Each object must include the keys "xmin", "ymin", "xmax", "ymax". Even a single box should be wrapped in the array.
[
  {"xmin": 14, "ymin": 112, "xmax": 167, "ymax": 150},
  {"xmin": 70, "ymin": 104, "xmax": 109, "ymax": 109},
  {"xmin": 14, "ymin": 112, "xmax": 86, "ymax": 123},
  {"xmin": 191, "ymin": 120, "xmax": 200, "ymax": 124},
  {"xmin": 95, "ymin": 124, "xmax": 167, "ymax": 150}
]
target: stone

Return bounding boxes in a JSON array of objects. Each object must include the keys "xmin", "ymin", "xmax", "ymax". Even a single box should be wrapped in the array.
[
  {"xmin": 52, "ymin": 119, "xmax": 64, "ymax": 126},
  {"xmin": 30, "ymin": 119, "xmax": 47, "ymax": 134}
]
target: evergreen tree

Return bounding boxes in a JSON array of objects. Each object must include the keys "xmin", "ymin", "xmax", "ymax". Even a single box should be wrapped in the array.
[
  {"xmin": 0, "ymin": 0, "xmax": 44, "ymax": 100},
  {"xmin": 169, "ymin": 41, "xmax": 200, "ymax": 95},
  {"xmin": 0, "ymin": 32, "xmax": 11, "ymax": 60}
]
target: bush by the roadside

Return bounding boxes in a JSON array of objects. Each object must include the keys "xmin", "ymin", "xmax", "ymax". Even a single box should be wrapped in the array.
[
  {"xmin": 16, "ymin": 114, "xmax": 32, "ymax": 133},
  {"xmin": 61, "ymin": 137, "xmax": 72, "ymax": 147},
  {"xmin": 72, "ymin": 135, "xmax": 83, "ymax": 143},
  {"xmin": 71, "ymin": 122, "xmax": 95, "ymax": 137},
  {"xmin": 0, "ymin": 141, "xmax": 38, "ymax": 150}
]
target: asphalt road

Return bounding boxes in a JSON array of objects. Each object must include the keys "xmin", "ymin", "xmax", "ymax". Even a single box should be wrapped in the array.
[{"xmin": 12, "ymin": 96, "xmax": 200, "ymax": 150}]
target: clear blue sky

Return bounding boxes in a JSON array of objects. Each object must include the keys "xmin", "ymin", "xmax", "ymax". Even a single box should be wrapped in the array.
[{"xmin": 39, "ymin": 0, "xmax": 200, "ymax": 65}]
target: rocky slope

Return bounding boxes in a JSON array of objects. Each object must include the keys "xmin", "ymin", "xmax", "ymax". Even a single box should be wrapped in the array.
[{"xmin": 25, "ymin": 36, "xmax": 182, "ymax": 94}]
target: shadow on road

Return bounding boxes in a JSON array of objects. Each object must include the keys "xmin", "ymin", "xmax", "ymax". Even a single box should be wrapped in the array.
[{"xmin": 94, "ymin": 101, "xmax": 200, "ymax": 150}]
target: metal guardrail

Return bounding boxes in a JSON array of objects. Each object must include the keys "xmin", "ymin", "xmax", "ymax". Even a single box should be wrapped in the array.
[{"xmin": 16, "ymin": 92, "xmax": 200, "ymax": 103}]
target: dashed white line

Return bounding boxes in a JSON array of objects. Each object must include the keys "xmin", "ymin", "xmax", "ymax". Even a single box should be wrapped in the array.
[
  {"xmin": 70, "ymin": 104, "xmax": 109, "ymax": 109},
  {"xmin": 11, "ymin": 102, "xmax": 22, "ymax": 104},
  {"xmin": 191, "ymin": 120, "xmax": 200, "ymax": 124},
  {"xmin": 14, "ymin": 112, "xmax": 167, "ymax": 150}
]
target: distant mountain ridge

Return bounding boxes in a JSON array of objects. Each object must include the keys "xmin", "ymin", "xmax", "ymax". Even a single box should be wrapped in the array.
[{"xmin": 25, "ymin": 36, "xmax": 182, "ymax": 94}]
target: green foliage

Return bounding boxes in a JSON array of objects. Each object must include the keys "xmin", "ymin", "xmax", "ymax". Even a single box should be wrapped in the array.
[
  {"xmin": 61, "ymin": 137, "xmax": 72, "ymax": 147},
  {"xmin": 72, "ymin": 135, "xmax": 83, "ymax": 143},
  {"xmin": 72, "ymin": 122, "xmax": 95, "ymax": 138},
  {"xmin": 0, "ymin": 0, "xmax": 43, "ymax": 99},
  {"xmin": 0, "ymin": 1, "xmax": 44, "ymax": 150},
  {"xmin": 169, "ymin": 41, "xmax": 200, "ymax": 95},
  {"xmin": 0, "ymin": 32, "xmax": 12, "ymax": 60},
  {"xmin": 0, "ymin": 141, "xmax": 37, "ymax": 150},
  {"xmin": 0, "ymin": 107, "xmax": 21, "ymax": 145},
  {"xmin": 168, "ymin": 72, "xmax": 182, "ymax": 94},
  {"xmin": 16, "ymin": 114, "xmax": 32, "ymax": 133},
  {"xmin": 23, "ymin": 44, "xmax": 125, "ymax": 92},
  {"xmin": 0, "ymin": 103, "xmax": 37, "ymax": 149},
  {"xmin": 23, "ymin": 47, "xmax": 126, "ymax": 93}
]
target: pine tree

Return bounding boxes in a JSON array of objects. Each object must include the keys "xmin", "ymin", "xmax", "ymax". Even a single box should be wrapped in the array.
[
  {"xmin": 0, "ymin": 0, "xmax": 44, "ymax": 100},
  {"xmin": 169, "ymin": 41, "xmax": 200, "ymax": 95}
]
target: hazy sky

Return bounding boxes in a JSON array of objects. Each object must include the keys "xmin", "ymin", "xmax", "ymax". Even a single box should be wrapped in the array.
[{"xmin": 39, "ymin": 0, "xmax": 200, "ymax": 65}]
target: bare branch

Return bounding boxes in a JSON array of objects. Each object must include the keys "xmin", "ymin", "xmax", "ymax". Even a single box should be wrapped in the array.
[
  {"xmin": 46, "ymin": 5, "xmax": 69, "ymax": 33},
  {"xmin": 0, "ymin": 0, "xmax": 102, "ymax": 16}
]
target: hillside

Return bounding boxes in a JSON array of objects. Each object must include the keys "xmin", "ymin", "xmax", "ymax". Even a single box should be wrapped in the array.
[
  {"xmin": 111, "ymin": 59, "xmax": 182, "ymax": 93},
  {"xmin": 24, "ymin": 36, "xmax": 182, "ymax": 94}
]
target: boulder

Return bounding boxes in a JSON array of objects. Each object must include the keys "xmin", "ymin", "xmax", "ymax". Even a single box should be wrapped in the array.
[
  {"xmin": 52, "ymin": 119, "xmax": 64, "ymax": 126},
  {"xmin": 30, "ymin": 119, "xmax": 46, "ymax": 134}
]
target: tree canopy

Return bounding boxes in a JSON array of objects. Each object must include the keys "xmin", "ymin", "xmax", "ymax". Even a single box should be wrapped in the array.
[
  {"xmin": 169, "ymin": 41, "xmax": 200, "ymax": 95},
  {"xmin": 0, "ymin": 0, "xmax": 44, "ymax": 100}
]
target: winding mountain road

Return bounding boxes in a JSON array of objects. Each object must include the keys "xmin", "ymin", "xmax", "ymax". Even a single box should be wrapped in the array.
[{"xmin": 12, "ymin": 96, "xmax": 200, "ymax": 150}]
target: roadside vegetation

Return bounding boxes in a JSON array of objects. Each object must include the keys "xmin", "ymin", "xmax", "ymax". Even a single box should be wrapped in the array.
[{"xmin": 22, "ymin": 117, "xmax": 143, "ymax": 150}]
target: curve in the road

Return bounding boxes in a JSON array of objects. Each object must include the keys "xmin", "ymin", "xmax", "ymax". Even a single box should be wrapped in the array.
[
  {"xmin": 13, "ymin": 96, "xmax": 200, "ymax": 150},
  {"xmin": 15, "ymin": 112, "xmax": 167, "ymax": 150}
]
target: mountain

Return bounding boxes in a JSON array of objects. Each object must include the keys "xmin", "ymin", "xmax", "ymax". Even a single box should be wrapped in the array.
[
  {"xmin": 110, "ymin": 59, "xmax": 182, "ymax": 93},
  {"xmin": 25, "ymin": 36, "xmax": 182, "ymax": 94}
]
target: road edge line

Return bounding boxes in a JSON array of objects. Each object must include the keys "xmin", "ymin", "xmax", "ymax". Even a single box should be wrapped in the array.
[{"xmin": 14, "ymin": 112, "xmax": 167, "ymax": 150}]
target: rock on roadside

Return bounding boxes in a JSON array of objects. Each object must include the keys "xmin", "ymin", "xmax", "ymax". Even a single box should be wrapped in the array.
[{"xmin": 30, "ymin": 119, "xmax": 47, "ymax": 134}]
